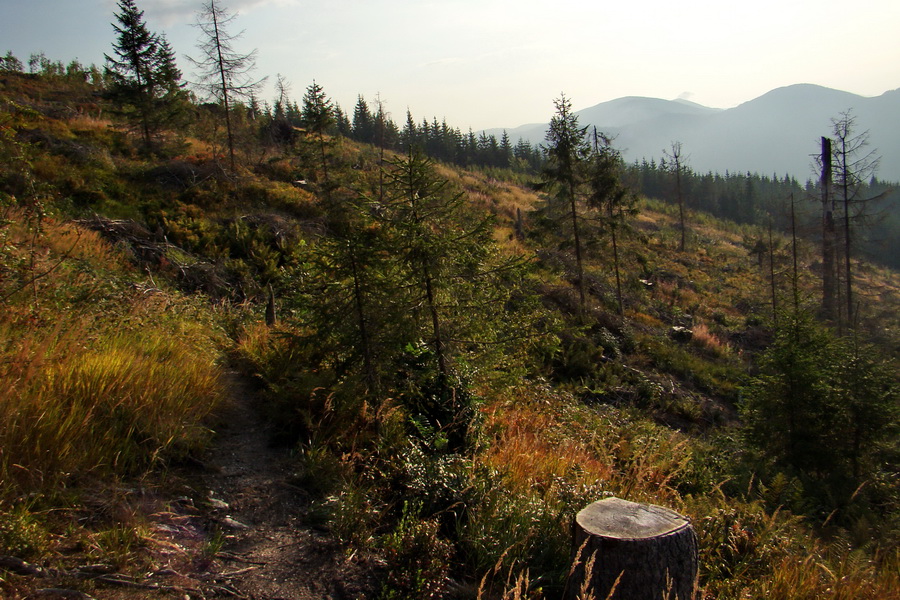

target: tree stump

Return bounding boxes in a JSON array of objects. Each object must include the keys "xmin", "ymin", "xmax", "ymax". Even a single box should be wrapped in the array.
[
  {"xmin": 565, "ymin": 497, "xmax": 698, "ymax": 600},
  {"xmin": 265, "ymin": 282, "xmax": 277, "ymax": 327}
]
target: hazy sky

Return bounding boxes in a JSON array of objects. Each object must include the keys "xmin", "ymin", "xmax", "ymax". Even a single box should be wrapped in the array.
[{"xmin": 2, "ymin": 0, "xmax": 899, "ymax": 131}]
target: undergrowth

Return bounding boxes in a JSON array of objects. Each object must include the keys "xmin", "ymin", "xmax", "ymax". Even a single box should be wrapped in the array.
[{"xmin": 0, "ymin": 210, "xmax": 227, "ymax": 565}]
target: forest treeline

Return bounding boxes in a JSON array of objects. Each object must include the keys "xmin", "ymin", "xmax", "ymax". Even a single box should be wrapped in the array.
[{"xmin": 3, "ymin": 43, "xmax": 898, "ymax": 272}]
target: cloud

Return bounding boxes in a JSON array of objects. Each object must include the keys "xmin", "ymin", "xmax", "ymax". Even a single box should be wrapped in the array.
[
  {"xmin": 140, "ymin": 0, "xmax": 299, "ymax": 27},
  {"xmin": 138, "ymin": 0, "xmax": 197, "ymax": 25},
  {"xmin": 220, "ymin": 0, "xmax": 301, "ymax": 12}
]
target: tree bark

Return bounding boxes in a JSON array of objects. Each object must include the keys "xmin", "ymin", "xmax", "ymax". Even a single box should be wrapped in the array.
[{"xmin": 566, "ymin": 497, "xmax": 698, "ymax": 600}]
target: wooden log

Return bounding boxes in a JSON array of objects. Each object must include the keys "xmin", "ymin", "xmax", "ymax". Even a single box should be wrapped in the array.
[{"xmin": 565, "ymin": 497, "xmax": 698, "ymax": 600}]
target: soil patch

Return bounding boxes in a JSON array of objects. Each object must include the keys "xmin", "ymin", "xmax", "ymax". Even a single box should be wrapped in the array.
[{"xmin": 196, "ymin": 374, "xmax": 382, "ymax": 599}]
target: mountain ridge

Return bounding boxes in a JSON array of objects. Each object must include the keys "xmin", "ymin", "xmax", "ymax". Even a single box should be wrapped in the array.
[{"xmin": 486, "ymin": 84, "xmax": 900, "ymax": 181}]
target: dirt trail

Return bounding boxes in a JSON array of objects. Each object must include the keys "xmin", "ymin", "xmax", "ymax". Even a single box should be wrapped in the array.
[
  {"xmin": 194, "ymin": 374, "xmax": 381, "ymax": 599},
  {"xmin": 1, "ymin": 375, "xmax": 382, "ymax": 600}
]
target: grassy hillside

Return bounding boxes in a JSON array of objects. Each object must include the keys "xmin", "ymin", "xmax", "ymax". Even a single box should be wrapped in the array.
[{"xmin": 1, "ymin": 69, "xmax": 898, "ymax": 599}]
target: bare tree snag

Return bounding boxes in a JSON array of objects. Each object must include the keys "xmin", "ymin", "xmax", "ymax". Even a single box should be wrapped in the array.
[
  {"xmin": 821, "ymin": 136, "xmax": 837, "ymax": 322},
  {"xmin": 515, "ymin": 207, "xmax": 525, "ymax": 240},
  {"xmin": 565, "ymin": 497, "xmax": 698, "ymax": 600}
]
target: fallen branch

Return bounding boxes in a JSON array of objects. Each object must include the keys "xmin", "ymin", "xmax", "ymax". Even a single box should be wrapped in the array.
[
  {"xmin": 215, "ymin": 565, "xmax": 261, "ymax": 579},
  {"xmin": 91, "ymin": 574, "xmax": 195, "ymax": 592},
  {"xmin": 0, "ymin": 555, "xmax": 48, "ymax": 577},
  {"xmin": 2, "ymin": 554, "xmax": 247, "ymax": 598}
]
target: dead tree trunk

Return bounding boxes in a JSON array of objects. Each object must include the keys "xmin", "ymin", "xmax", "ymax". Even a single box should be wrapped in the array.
[
  {"xmin": 565, "ymin": 497, "xmax": 698, "ymax": 600},
  {"xmin": 821, "ymin": 136, "xmax": 837, "ymax": 322},
  {"xmin": 515, "ymin": 207, "xmax": 525, "ymax": 240}
]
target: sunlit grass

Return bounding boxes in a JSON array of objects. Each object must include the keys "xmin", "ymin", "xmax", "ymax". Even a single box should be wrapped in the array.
[
  {"xmin": 470, "ymin": 385, "xmax": 899, "ymax": 600},
  {"xmin": 0, "ymin": 318, "xmax": 224, "ymax": 496},
  {"xmin": 462, "ymin": 386, "xmax": 695, "ymax": 588},
  {"xmin": 0, "ymin": 217, "xmax": 226, "ymax": 500},
  {"xmin": 690, "ymin": 321, "xmax": 733, "ymax": 358}
]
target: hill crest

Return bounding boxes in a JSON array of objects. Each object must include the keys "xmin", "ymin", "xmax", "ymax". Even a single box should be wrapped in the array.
[{"xmin": 486, "ymin": 84, "xmax": 900, "ymax": 181}]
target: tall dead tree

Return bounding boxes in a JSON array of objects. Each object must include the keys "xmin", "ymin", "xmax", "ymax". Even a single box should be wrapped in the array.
[
  {"xmin": 189, "ymin": 0, "xmax": 264, "ymax": 171},
  {"xmin": 769, "ymin": 218, "xmax": 778, "ymax": 329},
  {"xmin": 664, "ymin": 142, "xmax": 688, "ymax": 252},
  {"xmin": 831, "ymin": 111, "xmax": 883, "ymax": 328},
  {"xmin": 790, "ymin": 194, "xmax": 800, "ymax": 314},
  {"xmin": 820, "ymin": 136, "xmax": 837, "ymax": 321}
]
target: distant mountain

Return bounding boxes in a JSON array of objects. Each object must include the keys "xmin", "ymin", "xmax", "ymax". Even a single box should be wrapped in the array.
[{"xmin": 487, "ymin": 84, "xmax": 900, "ymax": 182}]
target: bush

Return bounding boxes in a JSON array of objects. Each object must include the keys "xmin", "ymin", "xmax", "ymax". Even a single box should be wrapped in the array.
[
  {"xmin": 379, "ymin": 502, "xmax": 454, "ymax": 600},
  {"xmin": 0, "ymin": 506, "xmax": 50, "ymax": 559},
  {"xmin": 741, "ymin": 313, "xmax": 899, "ymax": 522}
]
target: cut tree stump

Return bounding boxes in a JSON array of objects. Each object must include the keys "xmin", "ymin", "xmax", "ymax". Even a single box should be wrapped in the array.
[{"xmin": 565, "ymin": 497, "xmax": 698, "ymax": 600}]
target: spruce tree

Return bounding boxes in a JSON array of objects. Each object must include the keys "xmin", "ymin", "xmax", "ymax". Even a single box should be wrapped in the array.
[
  {"xmin": 586, "ymin": 129, "xmax": 637, "ymax": 316},
  {"xmin": 147, "ymin": 35, "xmax": 189, "ymax": 138},
  {"xmin": 741, "ymin": 312, "xmax": 898, "ymax": 519},
  {"xmin": 1, "ymin": 51, "xmax": 24, "ymax": 73},
  {"xmin": 307, "ymin": 188, "xmax": 397, "ymax": 396},
  {"xmin": 300, "ymin": 80, "xmax": 335, "ymax": 194},
  {"xmin": 401, "ymin": 110, "xmax": 418, "ymax": 150},
  {"xmin": 352, "ymin": 95, "xmax": 374, "ymax": 144},
  {"xmin": 378, "ymin": 148, "xmax": 513, "ymax": 445},
  {"xmin": 499, "ymin": 130, "xmax": 512, "ymax": 169},
  {"xmin": 105, "ymin": 0, "xmax": 184, "ymax": 151},
  {"xmin": 542, "ymin": 93, "xmax": 590, "ymax": 315}
]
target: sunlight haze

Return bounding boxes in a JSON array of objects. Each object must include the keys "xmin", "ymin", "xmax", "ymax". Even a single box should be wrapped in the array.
[{"xmin": 1, "ymin": 0, "xmax": 898, "ymax": 130}]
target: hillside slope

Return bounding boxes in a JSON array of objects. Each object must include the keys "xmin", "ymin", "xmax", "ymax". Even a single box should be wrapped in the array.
[{"xmin": 1, "ymin": 70, "xmax": 898, "ymax": 600}]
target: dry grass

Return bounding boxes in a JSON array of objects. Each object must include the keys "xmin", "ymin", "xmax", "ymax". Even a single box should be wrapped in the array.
[
  {"xmin": 477, "ymin": 387, "xmax": 691, "ymax": 508},
  {"xmin": 0, "ymin": 216, "xmax": 226, "ymax": 499},
  {"xmin": 440, "ymin": 166, "xmax": 542, "ymax": 224},
  {"xmin": 0, "ymin": 311, "xmax": 224, "ymax": 497},
  {"xmin": 751, "ymin": 549, "xmax": 900, "ymax": 600},
  {"xmin": 10, "ymin": 215, "xmax": 125, "ymax": 266},
  {"xmin": 182, "ymin": 136, "xmax": 216, "ymax": 157},
  {"xmin": 462, "ymin": 390, "xmax": 688, "ymax": 583},
  {"xmin": 67, "ymin": 114, "xmax": 114, "ymax": 134},
  {"xmin": 690, "ymin": 322, "xmax": 733, "ymax": 358},
  {"xmin": 473, "ymin": 388, "xmax": 899, "ymax": 600},
  {"xmin": 478, "ymin": 402, "xmax": 615, "ymax": 496}
]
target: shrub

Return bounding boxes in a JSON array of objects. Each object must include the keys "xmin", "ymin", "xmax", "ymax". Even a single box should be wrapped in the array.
[
  {"xmin": 379, "ymin": 502, "xmax": 454, "ymax": 600},
  {"xmin": 0, "ymin": 506, "xmax": 50, "ymax": 559}
]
